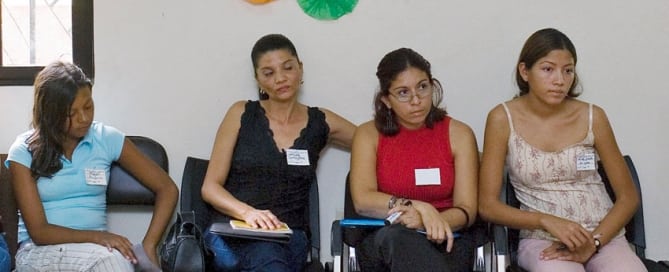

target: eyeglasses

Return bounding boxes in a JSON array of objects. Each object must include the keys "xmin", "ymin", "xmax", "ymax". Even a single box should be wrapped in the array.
[{"xmin": 388, "ymin": 82, "xmax": 433, "ymax": 103}]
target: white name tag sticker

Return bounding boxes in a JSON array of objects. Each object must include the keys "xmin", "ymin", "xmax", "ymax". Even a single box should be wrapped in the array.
[
  {"xmin": 85, "ymin": 168, "xmax": 107, "ymax": 186},
  {"xmin": 415, "ymin": 168, "xmax": 441, "ymax": 186},
  {"xmin": 286, "ymin": 149, "xmax": 310, "ymax": 166},
  {"xmin": 576, "ymin": 152, "xmax": 596, "ymax": 171}
]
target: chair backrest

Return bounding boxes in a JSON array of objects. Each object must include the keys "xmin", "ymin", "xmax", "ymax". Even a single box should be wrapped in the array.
[
  {"xmin": 180, "ymin": 156, "xmax": 322, "ymax": 267},
  {"xmin": 504, "ymin": 155, "xmax": 645, "ymax": 260},
  {"xmin": 307, "ymin": 173, "xmax": 322, "ymax": 266},
  {"xmin": 180, "ymin": 156, "xmax": 212, "ymax": 231},
  {"xmin": 107, "ymin": 135, "xmax": 168, "ymax": 205}
]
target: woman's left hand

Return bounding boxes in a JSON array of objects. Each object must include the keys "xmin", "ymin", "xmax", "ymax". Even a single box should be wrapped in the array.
[
  {"xmin": 393, "ymin": 201, "xmax": 455, "ymax": 252},
  {"xmin": 540, "ymin": 240, "xmax": 596, "ymax": 263}
]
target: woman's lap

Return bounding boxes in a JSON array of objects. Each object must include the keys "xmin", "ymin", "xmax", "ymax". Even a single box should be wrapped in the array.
[
  {"xmin": 518, "ymin": 236, "xmax": 647, "ymax": 272},
  {"xmin": 15, "ymin": 242, "xmax": 133, "ymax": 272},
  {"xmin": 204, "ymin": 226, "xmax": 308, "ymax": 272}
]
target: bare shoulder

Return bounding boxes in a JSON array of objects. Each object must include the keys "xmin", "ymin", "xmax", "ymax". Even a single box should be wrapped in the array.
[
  {"xmin": 590, "ymin": 103, "xmax": 610, "ymax": 122},
  {"xmin": 486, "ymin": 103, "xmax": 510, "ymax": 126},
  {"xmin": 319, "ymin": 107, "xmax": 342, "ymax": 122},
  {"xmin": 221, "ymin": 100, "xmax": 249, "ymax": 121},
  {"xmin": 448, "ymin": 117, "xmax": 475, "ymax": 137},
  {"xmin": 228, "ymin": 100, "xmax": 248, "ymax": 114},
  {"xmin": 355, "ymin": 121, "xmax": 378, "ymax": 137}
]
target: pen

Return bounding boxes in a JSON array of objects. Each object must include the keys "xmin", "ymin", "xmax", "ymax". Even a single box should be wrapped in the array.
[
  {"xmin": 385, "ymin": 211, "xmax": 403, "ymax": 225},
  {"xmin": 384, "ymin": 198, "xmax": 412, "ymax": 225}
]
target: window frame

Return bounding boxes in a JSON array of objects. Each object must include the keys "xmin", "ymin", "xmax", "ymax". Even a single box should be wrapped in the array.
[{"xmin": 0, "ymin": 0, "xmax": 93, "ymax": 86}]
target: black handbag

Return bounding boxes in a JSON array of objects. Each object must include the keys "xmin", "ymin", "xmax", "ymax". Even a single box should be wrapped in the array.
[{"xmin": 159, "ymin": 211, "xmax": 207, "ymax": 272}]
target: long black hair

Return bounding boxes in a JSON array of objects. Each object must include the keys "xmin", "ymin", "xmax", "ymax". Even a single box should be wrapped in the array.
[{"xmin": 27, "ymin": 61, "xmax": 92, "ymax": 178}]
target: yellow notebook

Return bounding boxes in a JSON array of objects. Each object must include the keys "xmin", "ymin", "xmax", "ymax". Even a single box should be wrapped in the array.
[
  {"xmin": 229, "ymin": 219, "xmax": 293, "ymax": 234},
  {"xmin": 209, "ymin": 219, "xmax": 293, "ymax": 243}
]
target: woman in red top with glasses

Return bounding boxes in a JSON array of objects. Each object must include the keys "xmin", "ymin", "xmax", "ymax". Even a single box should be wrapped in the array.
[{"xmin": 349, "ymin": 48, "xmax": 479, "ymax": 272}]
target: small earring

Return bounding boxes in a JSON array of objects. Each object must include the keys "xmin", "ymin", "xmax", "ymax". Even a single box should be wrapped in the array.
[
  {"xmin": 386, "ymin": 107, "xmax": 393, "ymax": 129},
  {"xmin": 259, "ymin": 88, "xmax": 266, "ymax": 94},
  {"xmin": 300, "ymin": 80, "xmax": 304, "ymax": 85}
]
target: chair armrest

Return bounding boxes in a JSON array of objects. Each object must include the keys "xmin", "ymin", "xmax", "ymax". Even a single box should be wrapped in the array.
[
  {"xmin": 492, "ymin": 224, "xmax": 510, "ymax": 272},
  {"xmin": 330, "ymin": 220, "xmax": 342, "ymax": 256},
  {"xmin": 329, "ymin": 220, "xmax": 343, "ymax": 272},
  {"xmin": 492, "ymin": 224, "xmax": 509, "ymax": 255}
]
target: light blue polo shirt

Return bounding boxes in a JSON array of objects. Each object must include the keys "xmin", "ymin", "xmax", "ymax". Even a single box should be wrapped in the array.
[{"xmin": 5, "ymin": 122, "xmax": 125, "ymax": 243}]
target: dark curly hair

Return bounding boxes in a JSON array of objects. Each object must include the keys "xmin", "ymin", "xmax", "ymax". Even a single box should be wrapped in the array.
[{"xmin": 373, "ymin": 48, "xmax": 447, "ymax": 136}]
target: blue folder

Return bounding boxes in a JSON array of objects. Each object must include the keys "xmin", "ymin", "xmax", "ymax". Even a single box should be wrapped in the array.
[{"xmin": 339, "ymin": 218, "xmax": 461, "ymax": 238}]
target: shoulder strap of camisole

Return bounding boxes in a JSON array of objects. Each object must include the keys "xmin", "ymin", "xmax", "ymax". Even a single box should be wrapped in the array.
[
  {"xmin": 501, "ymin": 102, "xmax": 515, "ymax": 132},
  {"xmin": 588, "ymin": 103, "xmax": 593, "ymax": 133}
]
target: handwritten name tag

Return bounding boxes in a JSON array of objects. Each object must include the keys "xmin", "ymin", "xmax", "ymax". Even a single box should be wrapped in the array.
[
  {"xmin": 85, "ymin": 168, "xmax": 107, "ymax": 186},
  {"xmin": 576, "ymin": 152, "xmax": 596, "ymax": 171},
  {"xmin": 286, "ymin": 149, "xmax": 310, "ymax": 166}
]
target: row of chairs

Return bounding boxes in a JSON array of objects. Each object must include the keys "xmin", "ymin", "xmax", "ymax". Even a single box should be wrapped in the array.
[{"xmin": 2, "ymin": 135, "xmax": 665, "ymax": 271}]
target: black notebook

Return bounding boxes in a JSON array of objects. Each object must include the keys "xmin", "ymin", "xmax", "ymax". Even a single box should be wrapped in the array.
[{"xmin": 209, "ymin": 220, "xmax": 292, "ymax": 244}]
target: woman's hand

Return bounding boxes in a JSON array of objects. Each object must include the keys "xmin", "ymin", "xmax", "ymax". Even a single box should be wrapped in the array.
[
  {"xmin": 241, "ymin": 209, "xmax": 283, "ymax": 230},
  {"xmin": 389, "ymin": 203, "xmax": 421, "ymax": 229},
  {"xmin": 392, "ymin": 201, "xmax": 455, "ymax": 252},
  {"xmin": 92, "ymin": 231, "xmax": 137, "ymax": 264},
  {"xmin": 540, "ymin": 240, "xmax": 597, "ymax": 263},
  {"xmin": 540, "ymin": 214, "xmax": 592, "ymax": 251}
]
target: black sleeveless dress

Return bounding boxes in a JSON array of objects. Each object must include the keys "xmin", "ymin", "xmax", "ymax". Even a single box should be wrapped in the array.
[{"xmin": 210, "ymin": 100, "xmax": 329, "ymax": 230}]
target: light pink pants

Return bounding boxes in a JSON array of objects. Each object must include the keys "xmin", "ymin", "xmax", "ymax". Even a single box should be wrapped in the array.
[
  {"xmin": 518, "ymin": 236, "xmax": 647, "ymax": 272},
  {"xmin": 15, "ymin": 242, "xmax": 134, "ymax": 272}
]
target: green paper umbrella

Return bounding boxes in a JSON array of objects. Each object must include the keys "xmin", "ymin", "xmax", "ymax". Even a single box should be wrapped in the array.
[{"xmin": 297, "ymin": 0, "xmax": 358, "ymax": 20}]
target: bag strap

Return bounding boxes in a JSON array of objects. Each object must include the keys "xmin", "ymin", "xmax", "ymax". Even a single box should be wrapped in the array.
[{"xmin": 179, "ymin": 211, "xmax": 196, "ymax": 225}]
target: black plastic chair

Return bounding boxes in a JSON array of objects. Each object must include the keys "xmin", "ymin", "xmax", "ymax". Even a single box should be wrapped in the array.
[
  {"xmin": 328, "ymin": 173, "xmax": 490, "ymax": 272},
  {"xmin": 179, "ymin": 156, "xmax": 324, "ymax": 271},
  {"xmin": 328, "ymin": 173, "xmax": 378, "ymax": 272},
  {"xmin": 491, "ymin": 155, "xmax": 654, "ymax": 272},
  {"xmin": 108, "ymin": 135, "xmax": 169, "ymax": 205}
]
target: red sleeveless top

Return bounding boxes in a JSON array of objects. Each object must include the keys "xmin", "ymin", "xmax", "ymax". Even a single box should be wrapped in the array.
[{"xmin": 377, "ymin": 117, "xmax": 455, "ymax": 211}]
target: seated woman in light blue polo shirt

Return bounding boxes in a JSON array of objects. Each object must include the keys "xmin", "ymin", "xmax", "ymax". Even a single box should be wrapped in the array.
[{"xmin": 4, "ymin": 61, "xmax": 178, "ymax": 272}]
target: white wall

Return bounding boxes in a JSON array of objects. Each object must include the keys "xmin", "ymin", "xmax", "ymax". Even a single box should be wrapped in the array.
[{"xmin": 1, "ymin": 0, "xmax": 667, "ymax": 261}]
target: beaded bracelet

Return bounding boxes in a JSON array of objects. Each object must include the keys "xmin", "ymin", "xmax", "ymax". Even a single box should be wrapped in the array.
[{"xmin": 388, "ymin": 196, "xmax": 398, "ymax": 209}]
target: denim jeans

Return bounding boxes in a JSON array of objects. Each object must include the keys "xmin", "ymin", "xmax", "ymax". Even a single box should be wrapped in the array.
[
  {"xmin": 0, "ymin": 234, "xmax": 10, "ymax": 272},
  {"xmin": 204, "ymin": 226, "xmax": 308, "ymax": 272}
]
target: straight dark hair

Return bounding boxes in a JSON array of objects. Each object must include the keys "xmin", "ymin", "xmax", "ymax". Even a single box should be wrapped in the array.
[
  {"xmin": 516, "ymin": 28, "xmax": 581, "ymax": 97},
  {"xmin": 27, "ymin": 61, "xmax": 92, "ymax": 178},
  {"xmin": 251, "ymin": 34, "xmax": 300, "ymax": 100}
]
